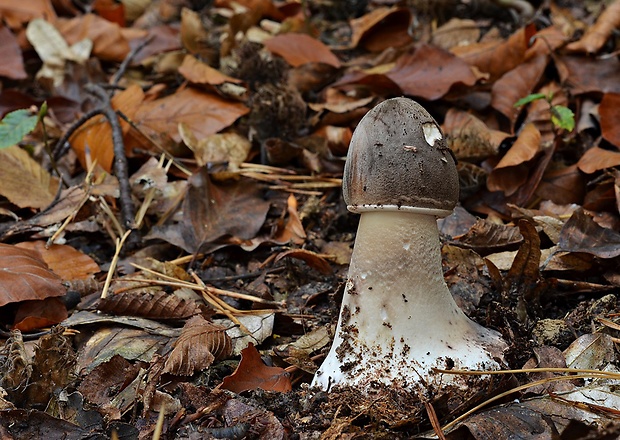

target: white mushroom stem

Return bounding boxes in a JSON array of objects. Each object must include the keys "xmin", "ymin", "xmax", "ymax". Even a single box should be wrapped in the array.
[{"xmin": 313, "ymin": 209, "xmax": 505, "ymax": 392}]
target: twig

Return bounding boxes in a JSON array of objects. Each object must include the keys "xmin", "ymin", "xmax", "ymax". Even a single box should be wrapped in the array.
[
  {"xmin": 84, "ymin": 84, "xmax": 137, "ymax": 234},
  {"xmin": 111, "ymin": 36, "xmax": 154, "ymax": 87},
  {"xmin": 101, "ymin": 229, "xmax": 132, "ymax": 299}
]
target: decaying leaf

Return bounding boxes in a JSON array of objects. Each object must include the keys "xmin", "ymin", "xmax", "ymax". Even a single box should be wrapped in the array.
[
  {"xmin": 221, "ymin": 342, "xmax": 291, "ymax": 393},
  {"xmin": 98, "ymin": 290, "xmax": 208, "ymax": 321},
  {"xmin": 163, "ymin": 315, "xmax": 232, "ymax": 376},
  {"xmin": 15, "ymin": 241, "xmax": 100, "ymax": 280},
  {"xmin": 264, "ymin": 33, "xmax": 341, "ymax": 68},
  {"xmin": 0, "ymin": 145, "xmax": 58, "ymax": 209},
  {"xmin": 558, "ymin": 208, "xmax": 620, "ymax": 258},
  {"xmin": 0, "ymin": 243, "xmax": 66, "ymax": 307}
]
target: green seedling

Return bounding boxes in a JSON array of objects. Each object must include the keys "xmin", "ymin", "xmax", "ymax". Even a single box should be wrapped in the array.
[
  {"xmin": 514, "ymin": 93, "xmax": 575, "ymax": 132},
  {"xmin": 0, "ymin": 107, "xmax": 40, "ymax": 149}
]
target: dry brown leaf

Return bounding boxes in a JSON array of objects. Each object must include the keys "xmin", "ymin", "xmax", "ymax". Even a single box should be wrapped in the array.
[
  {"xmin": 431, "ymin": 18, "xmax": 480, "ymax": 51},
  {"xmin": 453, "ymin": 23, "xmax": 537, "ymax": 81},
  {"xmin": 163, "ymin": 315, "xmax": 232, "ymax": 376},
  {"xmin": 136, "ymin": 88, "xmax": 249, "ymax": 143},
  {"xmin": 386, "ymin": 44, "xmax": 477, "ymax": 100},
  {"xmin": 577, "ymin": 147, "xmax": 620, "ymax": 174},
  {"xmin": 566, "ymin": 0, "xmax": 620, "ymax": 54},
  {"xmin": 491, "ymin": 54, "xmax": 548, "ymax": 126},
  {"xmin": 12, "ymin": 297, "xmax": 68, "ymax": 331},
  {"xmin": 271, "ymin": 194, "xmax": 306, "ymax": 245},
  {"xmin": 56, "ymin": 13, "xmax": 130, "ymax": 62},
  {"xmin": 444, "ymin": 109, "xmax": 509, "ymax": 161},
  {"xmin": 558, "ymin": 208, "xmax": 620, "ymax": 259},
  {"xmin": 180, "ymin": 7, "xmax": 210, "ymax": 56},
  {"xmin": 487, "ymin": 123, "xmax": 542, "ymax": 196},
  {"xmin": 221, "ymin": 342, "xmax": 292, "ymax": 393},
  {"xmin": 348, "ymin": 7, "xmax": 411, "ymax": 52},
  {"xmin": 98, "ymin": 290, "xmax": 207, "ymax": 321},
  {"xmin": 70, "ymin": 84, "xmax": 145, "ymax": 172},
  {"xmin": 178, "ymin": 54, "xmax": 242, "ymax": 86},
  {"xmin": 0, "ymin": 26, "xmax": 26, "ymax": 80},
  {"xmin": 264, "ymin": 33, "xmax": 341, "ymax": 68},
  {"xmin": 15, "ymin": 241, "xmax": 100, "ymax": 280},
  {"xmin": 454, "ymin": 219, "xmax": 523, "ymax": 253},
  {"xmin": 0, "ymin": 244, "xmax": 66, "ymax": 307},
  {"xmin": 600, "ymin": 93, "xmax": 620, "ymax": 148},
  {"xmin": 179, "ymin": 126, "xmax": 251, "ymax": 169},
  {"xmin": 556, "ymin": 55, "xmax": 620, "ymax": 95},
  {"xmin": 0, "ymin": 0, "xmax": 57, "ymax": 29},
  {"xmin": 275, "ymin": 249, "xmax": 332, "ymax": 275},
  {"xmin": 0, "ymin": 146, "xmax": 58, "ymax": 210}
]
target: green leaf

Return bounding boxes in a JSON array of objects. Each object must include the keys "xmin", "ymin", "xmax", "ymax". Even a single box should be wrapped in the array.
[
  {"xmin": 550, "ymin": 105, "xmax": 575, "ymax": 131},
  {"xmin": 0, "ymin": 109, "xmax": 38, "ymax": 149},
  {"xmin": 514, "ymin": 93, "xmax": 547, "ymax": 108}
]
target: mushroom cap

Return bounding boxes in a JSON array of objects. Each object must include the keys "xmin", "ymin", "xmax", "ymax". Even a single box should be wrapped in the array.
[{"xmin": 343, "ymin": 98, "xmax": 459, "ymax": 217}]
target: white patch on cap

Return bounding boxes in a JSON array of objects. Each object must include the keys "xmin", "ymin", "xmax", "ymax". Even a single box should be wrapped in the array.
[{"xmin": 422, "ymin": 122, "xmax": 442, "ymax": 146}]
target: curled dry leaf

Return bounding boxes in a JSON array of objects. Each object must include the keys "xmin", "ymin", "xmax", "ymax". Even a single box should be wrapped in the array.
[
  {"xmin": 386, "ymin": 44, "xmax": 477, "ymax": 101},
  {"xmin": 558, "ymin": 208, "xmax": 620, "ymax": 259},
  {"xmin": 0, "ymin": 146, "xmax": 58, "ymax": 210},
  {"xmin": 453, "ymin": 219, "xmax": 523, "ymax": 253},
  {"xmin": 487, "ymin": 123, "xmax": 542, "ymax": 196},
  {"xmin": 0, "ymin": 243, "xmax": 66, "ymax": 307},
  {"xmin": 263, "ymin": 33, "xmax": 341, "ymax": 68},
  {"xmin": 599, "ymin": 93, "xmax": 620, "ymax": 148},
  {"xmin": 15, "ymin": 241, "xmax": 100, "ymax": 280},
  {"xmin": 566, "ymin": 0, "xmax": 620, "ymax": 54},
  {"xmin": 275, "ymin": 249, "xmax": 332, "ymax": 275},
  {"xmin": 577, "ymin": 147, "xmax": 620, "ymax": 174},
  {"xmin": 163, "ymin": 315, "xmax": 232, "ymax": 376},
  {"xmin": 348, "ymin": 7, "xmax": 412, "ymax": 52},
  {"xmin": 453, "ymin": 23, "xmax": 537, "ymax": 82},
  {"xmin": 221, "ymin": 342, "xmax": 292, "ymax": 393},
  {"xmin": 98, "ymin": 290, "xmax": 208, "ymax": 321}
]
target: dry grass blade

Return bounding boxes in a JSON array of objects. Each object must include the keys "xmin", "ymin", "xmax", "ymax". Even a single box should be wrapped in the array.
[
  {"xmin": 436, "ymin": 367, "xmax": 620, "ymax": 432},
  {"xmin": 424, "ymin": 401, "xmax": 447, "ymax": 440},
  {"xmin": 101, "ymin": 229, "xmax": 132, "ymax": 299}
]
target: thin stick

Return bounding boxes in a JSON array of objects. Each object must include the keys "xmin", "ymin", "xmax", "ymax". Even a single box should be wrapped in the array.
[
  {"xmin": 101, "ymin": 230, "xmax": 132, "ymax": 299},
  {"xmin": 441, "ymin": 373, "xmax": 615, "ymax": 432}
]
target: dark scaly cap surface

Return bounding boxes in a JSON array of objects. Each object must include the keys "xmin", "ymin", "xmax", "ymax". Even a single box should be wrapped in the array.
[{"xmin": 343, "ymin": 98, "xmax": 459, "ymax": 217}]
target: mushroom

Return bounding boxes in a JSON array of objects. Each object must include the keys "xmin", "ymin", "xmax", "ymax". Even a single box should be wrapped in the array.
[{"xmin": 312, "ymin": 98, "xmax": 507, "ymax": 410}]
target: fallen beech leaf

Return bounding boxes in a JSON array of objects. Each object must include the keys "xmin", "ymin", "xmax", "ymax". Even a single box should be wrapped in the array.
[
  {"xmin": 98, "ymin": 290, "xmax": 207, "ymax": 321},
  {"xmin": 443, "ymin": 109, "xmax": 508, "ymax": 161},
  {"xmin": 221, "ymin": 342, "xmax": 292, "ymax": 393},
  {"xmin": 556, "ymin": 55, "xmax": 620, "ymax": 95},
  {"xmin": 0, "ymin": 26, "xmax": 26, "ymax": 80},
  {"xmin": 558, "ymin": 208, "xmax": 620, "ymax": 259},
  {"xmin": 264, "ymin": 33, "xmax": 341, "ymax": 68},
  {"xmin": 0, "ymin": 0, "xmax": 57, "ymax": 28},
  {"xmin": 70, "ymin": 84, "xmax": 145, "ymax": 172},
  {"xmin": 348, "ymin": 7, "xmax": 412, "ymax": 52},
  {"xmin": 454, "ymin": 219, "xmax": 523, "ymax": 253},
  {"xmin": 275, "ymin": 249, "xmax": 332, "ymax": 274},
  {"xmin": 386, "ymin": 44, "xmax": 477, "ymax": 100},
  {"xmin": 164, "ymin": 315, "xmax": 232, "ymax": 376},
  {"xmin": 566, "ymin": 0, "xmax": 620, "ymax": 54},
  {"xmin": 178, "ymin": 54, "xmax": 242, "ymax": 86},
  {"xmin": 271, "ymin": 194, "xmax": 306, "ymax": 245},
  {"xmin": 15, "ymin": 241, "xmax": 100, "ymax": 280},
  {"xmin": 599, "ymin": 93, "xmax": 620, "ymax": 148},
  {"xmin": 0, "ymin": 146, "xmax": 58, "ymax": 209},
  {"xmin": 577, "ymin": 147, "xmax": 620, "ymax": 174},
  {"xmin": 0, "ymin": 244, "xmax": 66, "ymax": 307},
  {"xmin": 491, "ymin": 54, "xmax": 548, "ymax": 126},
  {"xmin": 487, "ymin": 123, "xmax": 542, "ymax": 196},
  {"xmin": 453, "ymin": 23, "xmax": 537, "ymax": 81},
  {"xmin": 12, "ymin": 297, "xmax": 68, "ymax": 331},
  {"xmin": 56, "ymin": 13, "xmax": 130, "ymax": 62},
  {"xmin": 431, "ymin": 18, "xmax": 480, "ymax": 51},
  {"xmin": 136, "ymin": 88, "xmax": 249, "ymax": 143},
  {"xmin": 179, "ymin": 170, "xmax": 270, "ymax": 253},
  {"xmin": 179, "ymin": 125, "xmax": 251, "ymax": 169}
]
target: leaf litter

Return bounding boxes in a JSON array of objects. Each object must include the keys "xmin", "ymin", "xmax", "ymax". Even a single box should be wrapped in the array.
[{"xmin": 1, "ymin": 0, "xmax": 620, "ymax": 438}]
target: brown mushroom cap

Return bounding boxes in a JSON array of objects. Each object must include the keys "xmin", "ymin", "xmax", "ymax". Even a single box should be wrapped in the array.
[{"xmin": 343, "ymin": 98, "xmax": 459, "ymax": 217}]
